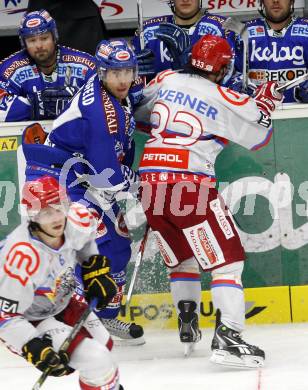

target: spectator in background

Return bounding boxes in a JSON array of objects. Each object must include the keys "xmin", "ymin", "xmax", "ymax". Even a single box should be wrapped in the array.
[
  {"xmin": 0, "ymin": 9, "xmax": 96, "ymax": 122},
  {"xmin": 234, "ymin": 0, "xmax": 308, "ymax": 103},
  {"xmin": 27, "ymin": 0, "xmax": 108, "ymax": 55},
  {"xmin": 133, "ymin": 0, "xmax": 236, "ymax": 83}
]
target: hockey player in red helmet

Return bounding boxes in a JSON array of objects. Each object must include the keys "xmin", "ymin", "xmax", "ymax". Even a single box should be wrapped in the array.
[
  {"xmin": 0, "ymin": 175, "xmax": 126, "ymax": 390},
  {"xmin": 135, "ymin": 35, "xmax": 283, "ymax": 366},
  {"xmin": 190, "ymin": 35, "xmax": 233, "ymax": 82},
  {"xmin": 22, "ymin": 175, "xmax": 69, "ymax": 238}
]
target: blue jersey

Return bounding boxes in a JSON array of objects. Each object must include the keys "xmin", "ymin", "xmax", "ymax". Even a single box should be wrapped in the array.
[
  {"xmin": 235, "ymin": 17, "xmax": 308, "ymax": 103},
  {"xmin": 48, "ymin": 73, "xmax": 135, "ymax": 190},
  {"xmin": 132, "ymin": 12, "xmax": 236, "ymax": 77},
  {"xmin": 0, "ymin": 45, "xmax": 96, "ymax": 121}
]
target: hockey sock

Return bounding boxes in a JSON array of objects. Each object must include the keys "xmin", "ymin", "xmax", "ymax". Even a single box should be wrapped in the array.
[
  {"xmin": 169, "ymin": 257, "xmax": 201, "ymax": 314},
  {"xmin": 211, "ymin": 261, "xmax": 245, "ymax": 332}
]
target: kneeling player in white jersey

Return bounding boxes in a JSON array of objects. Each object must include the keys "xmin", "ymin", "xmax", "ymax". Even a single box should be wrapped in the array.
[
  {"xmin": 0, "ymin": 176, "xmax": 124, "ymax": 390},
  {"xmin": 135, "ymin": 35, "xmax": 283, "ymax": 367}
]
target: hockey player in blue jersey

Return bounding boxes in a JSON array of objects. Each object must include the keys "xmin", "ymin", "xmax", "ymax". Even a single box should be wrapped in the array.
[
  {"xmin": 234, "ymin": 0, "xmax": 308, "ymax": 103},
  {"xmin": 22, "ymin": 39, "xmax": 145, "ymax": 344},
  {"xmin": 133, "ymin": 0, "xmax": 236, "ymax": 83},
  {"xmin": 0, "ymin": 9, "xmax": 96, "ymax": 121}
]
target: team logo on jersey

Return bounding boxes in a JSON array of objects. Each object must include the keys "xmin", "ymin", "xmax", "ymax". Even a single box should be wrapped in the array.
[
  {"xmin": 141, "ymin": 147, "xmax": 189, "ymax": 169},
  {"xmin": 115, "ymin": 50, "xmax": 130, "ymax": 61},
  {"xmin": 250, "ymin": 40, "xmax": 305, "ymax": 65},
  {"xmin": 4, "ymin": 242, "xmax": 40, "ymax": 286},
  {"xmin": 291, "ymin": 24, "xmax": 308, "ymax": 37},
  {"xmin": 248, "ymin": 26, "xmax": 265, "ymax": 37},
  {"xmin": 198, "ymin": 22, "xmax": 222, "ymax": 37},
  {"xmin": 26, "ymin": 18, "xmax": 41, "ymax": 28},
  {"xmin": 144, "ymin": 25, "xmax": 159, "ymax": 43}
]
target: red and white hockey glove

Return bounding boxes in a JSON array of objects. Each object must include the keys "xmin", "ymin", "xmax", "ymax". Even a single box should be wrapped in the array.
[{"xmin": 254, "ymin": 81, "xmax": 283, "ymax": 116}]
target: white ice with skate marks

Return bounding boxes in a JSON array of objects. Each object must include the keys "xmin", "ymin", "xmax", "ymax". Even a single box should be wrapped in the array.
[{"xmin": 1, "ymin": 323, "xmax": 308, "ymax": 390}]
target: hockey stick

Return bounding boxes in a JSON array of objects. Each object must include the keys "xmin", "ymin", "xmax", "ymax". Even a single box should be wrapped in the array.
[
  {"xmin": 125, "ymin": 225, "xmax": 150, "ymax": 309},
  {"xmin": 276, "ymin": 72, "xmax": 308, "ymax": 92},
  {"xmin": 137, "ymin": 0, "xmax": 145, "ymax": 50},
  {"xmin": 32, "ymin": 298, "xmax": 98, "ymax": 390},
  {"xmin": 222, "ymin": 18, "xmax": 249, "ymax": 91}
]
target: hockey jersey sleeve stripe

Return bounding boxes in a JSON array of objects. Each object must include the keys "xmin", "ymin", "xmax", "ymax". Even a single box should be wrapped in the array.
[{"xmin": 250, "ymin": 127, "xmax": 273, "ymax": 151}]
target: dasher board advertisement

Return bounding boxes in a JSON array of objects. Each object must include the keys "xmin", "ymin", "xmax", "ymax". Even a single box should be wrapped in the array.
[{"xmin": 0, "ymin": 0, "xmax": 305, "ymax": 33}]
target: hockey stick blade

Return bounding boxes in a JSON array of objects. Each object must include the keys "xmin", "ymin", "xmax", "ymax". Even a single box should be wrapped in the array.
[
  {"xmin": 32, "ymin": 298, "xmax": 98, "ymax": 390},
  {"xmin": 277, "ymin": 73, "xmax": 308, "ymax": 92},
  {"xmin": 125, "ymin": 226, "xmax": 150, "ymax": 309}
]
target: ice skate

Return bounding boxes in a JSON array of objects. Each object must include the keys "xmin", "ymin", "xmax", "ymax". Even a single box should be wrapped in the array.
[
  {"xmin": 178, "ymin": 300, "xmax": 202, "ymax": 357},
  {"xmin": 210, "ymin": 312, "xmax": 265, "ymax": 368},
  {"xmin": 100, "ymin": 318, "xmax": 145, "ymax": 346}
]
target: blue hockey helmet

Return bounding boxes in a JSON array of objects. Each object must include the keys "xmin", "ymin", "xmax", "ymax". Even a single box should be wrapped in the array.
[
  {"xmin": 19, "ymin": 9, "xmax": 58, "ymax": 48},
  {"xmin": 95, "ymin": 39, "xmax": 138, "ymax": 80}
]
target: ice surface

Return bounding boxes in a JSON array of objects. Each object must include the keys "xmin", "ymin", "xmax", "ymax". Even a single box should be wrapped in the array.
[{"xmin": 1, "ymin": 323, "xmax": 308, "ymax": 390}]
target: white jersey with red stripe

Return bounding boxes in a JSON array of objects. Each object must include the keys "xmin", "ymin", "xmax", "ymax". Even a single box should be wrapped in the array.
[
  {"xmin": 0, "ymin": 202, "xmax": 97, "ymax": 352},
  {"xmin": 135, "ymin": 70, "xmax": 273, "ymax": 183}
]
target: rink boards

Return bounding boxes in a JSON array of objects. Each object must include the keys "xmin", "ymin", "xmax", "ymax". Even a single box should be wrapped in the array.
[
  {"xmin": 120, "ymin": 285, "xmax": 308, "ymax": 328},
  {"xmin": 1, "ymin": 106, "xmax": 308, "ymax": 328}
]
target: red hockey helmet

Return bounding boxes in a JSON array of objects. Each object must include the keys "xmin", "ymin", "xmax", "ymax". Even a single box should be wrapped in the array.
[
  {"xmin": 22, "ymin": 176, "xmax": 67, "ymax": 215},
  {"xmin": 191, "ymin": 35, "xmax": 233, "ymax": 73}
]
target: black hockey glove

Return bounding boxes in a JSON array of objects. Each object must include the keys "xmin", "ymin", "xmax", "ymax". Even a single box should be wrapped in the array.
[
  {"xmin": 136, "ymin": 48, "xmax": 155, "ymax": 76},
  {"xmin": 295, "ymin": 80, "xmax": 308, "ymax": 103},
  {"xmin": 81, "ymin": 255, "xmax": 117, "ymax": 310},
  {"xmin": 28, "ymin": 86, "xmax": 78, "ymax": 120},
  {"xmin": 155, "ymin": 22, "xmax": 191, "ymax": 70},
  {"xmin": 22, "ymin": 334, "xmax": 73, "ymax": 377}
]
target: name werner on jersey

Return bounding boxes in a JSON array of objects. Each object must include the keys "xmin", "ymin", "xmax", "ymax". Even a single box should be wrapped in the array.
[{"xmin": 157, "ymin": 89, "xmax": 218, "ymax": 120}]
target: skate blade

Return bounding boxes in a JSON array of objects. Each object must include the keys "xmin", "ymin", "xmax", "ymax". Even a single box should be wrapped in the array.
[
  {"xmin": 210, "ymin": 349, "xmax": 264, "ymax": 368},
  {"xmin": 113, "ymin": 336, "xmax": 146, "ymax": 347},
  {"xmin": 183, "ymin": 342, "xmax": 196, "ymax": 357}
]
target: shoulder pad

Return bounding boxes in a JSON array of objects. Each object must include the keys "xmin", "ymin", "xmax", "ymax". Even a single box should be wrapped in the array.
[
  {"xmin": 144, "ymin": 15, "xmax": 170, "ymax": 27},
  {"xmin": 295, "ymin": 17, "xmax": 308, "ymax": 24},
  {"xmin": 206, "ymin": 14, "xmax": 226, "ymax": 25},
  {"xmin": 0, "ymin": 50, "xmax": 30, "ymax": 79},
  {"xmin": 245, "ymin": 18, "xmax": 262, "ymax": 26},
  {"xmin": 59, "ymin": 46, "xmax": 96, "ymax": 70}
]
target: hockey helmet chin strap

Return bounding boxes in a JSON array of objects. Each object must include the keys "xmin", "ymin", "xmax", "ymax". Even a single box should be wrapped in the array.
[
  {"xmin": 170, "ymin": 0, "xmax": 203, "ymax": 21},
  {"xmin": 258, "ymin": 0, "xmax": 294, "ymax": 24}
]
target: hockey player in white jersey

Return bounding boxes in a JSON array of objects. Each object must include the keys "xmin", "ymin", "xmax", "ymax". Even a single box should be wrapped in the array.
[
  {"xmin": 135, "ymin": 34, "xmax": 283, "ymax": 367},
  {"xmin": 0, "ymin": 176, "xmax": 124, "ymax": 390}
]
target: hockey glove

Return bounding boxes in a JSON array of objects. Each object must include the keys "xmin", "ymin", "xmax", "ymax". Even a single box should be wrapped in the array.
[
  {"xmin": 155, "ymin": 22, "xmax": 191, "ymax": 70},
  {"xmin": 81, "ymin": 255, "xmax": 117, "ymax": 310},
  {"xmin": 23, "ymin": 122, "xmax": 47, "ymax": 144},
  {"xmin": 254, "ymin": 81, "xmax": 283, "ymax": 116},
  {"xmin": 29, "ymin": 86, "xmax": 78, "ymax": 120},
  {"xmin": 22, "ymin": 334, "xmax": 73, "ymax": 377},
  {"xmin": 136, "ymin": 48, "xmax": 156, "ymax": 76},
  {"xmin": 295, "ymin": 80, "xmax": 308, "ymax": 103}
]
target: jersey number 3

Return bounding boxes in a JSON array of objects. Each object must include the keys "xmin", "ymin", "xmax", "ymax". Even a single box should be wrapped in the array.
[{"xmin": 148, "ymin": 102, "xmax": 203, "ymax": 146}]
